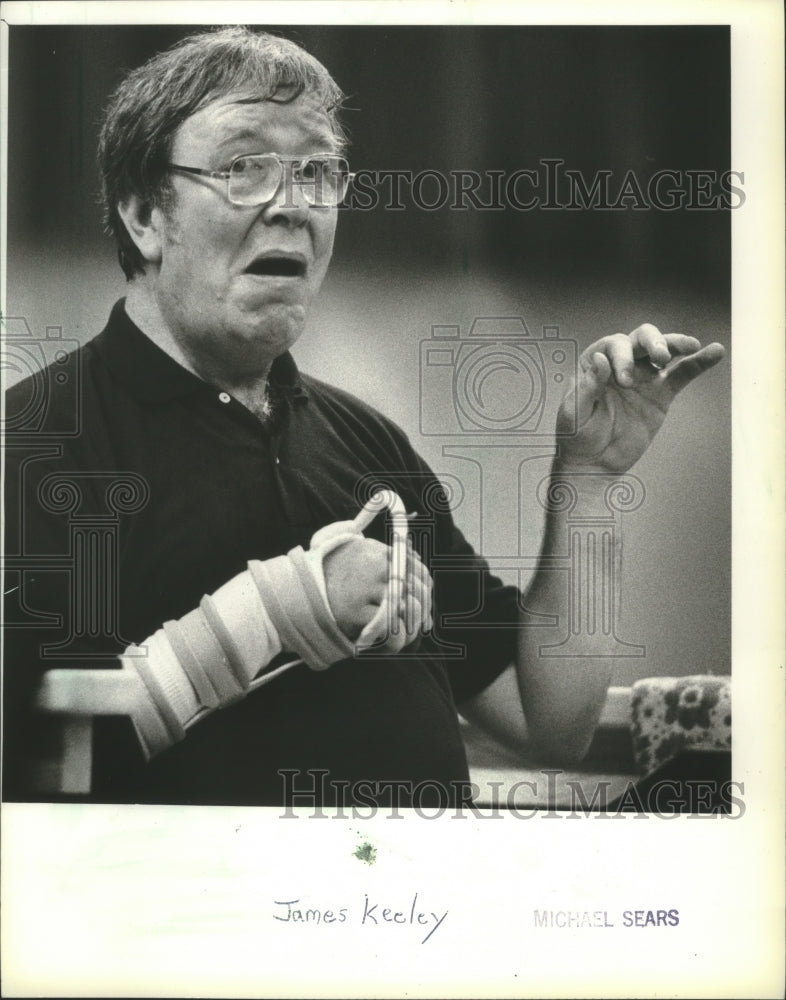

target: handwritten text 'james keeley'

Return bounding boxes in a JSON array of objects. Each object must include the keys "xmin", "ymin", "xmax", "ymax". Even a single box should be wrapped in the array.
[{"xmin": 273, "ymin": 893, "xmax": 448, "ymax": 944}]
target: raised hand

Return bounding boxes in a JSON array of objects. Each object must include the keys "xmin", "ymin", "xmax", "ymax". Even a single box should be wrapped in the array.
[{"xmin": 555, "ymin": 323, "xmax": 725, "ymax": 474}]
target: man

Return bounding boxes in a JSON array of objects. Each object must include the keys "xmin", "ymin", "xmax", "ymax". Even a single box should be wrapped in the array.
[{"xmin": 3, "ymin": 27, "xmax": 724, "ymax": 806}]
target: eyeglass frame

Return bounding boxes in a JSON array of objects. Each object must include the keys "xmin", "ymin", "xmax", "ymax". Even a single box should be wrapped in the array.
[{"xmin": 167, "ymin": 151, "xmax": 354, "ymax": 208}]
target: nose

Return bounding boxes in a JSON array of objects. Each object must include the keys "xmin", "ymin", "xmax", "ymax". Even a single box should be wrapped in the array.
[{"xmin": 260, "ymin": 167, "xmax": 310, "ymax": 228}]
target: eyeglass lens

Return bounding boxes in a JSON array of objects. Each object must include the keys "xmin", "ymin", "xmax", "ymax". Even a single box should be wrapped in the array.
[{"xmin": 228, "ymin": 155, "xmax": 349, "ymax": 206}]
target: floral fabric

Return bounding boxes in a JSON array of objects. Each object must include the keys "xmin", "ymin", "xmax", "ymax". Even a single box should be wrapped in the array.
[{"xmin": 630, "ymin": 676, "xmax": 731, "ymax": 775}]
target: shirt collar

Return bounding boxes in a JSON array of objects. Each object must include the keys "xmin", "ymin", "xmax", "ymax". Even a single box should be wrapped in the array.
[{"xmin": 94, "ymin": 299, "xmax": 308, "ymax": 404}]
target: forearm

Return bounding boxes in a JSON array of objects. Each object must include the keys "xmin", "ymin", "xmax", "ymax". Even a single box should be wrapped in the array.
[
  {"xmin": 514, "ymin": 463, "xmax": 622, "ymax": 763},
  {"xmin": 477, "ymin": 324, "xmax": 724, "ymax": 762},
  {"xmin": 123, "ymin": 544, "xmax": 357, "ymax": 760},
  {"xmin": 120, "ymin": 499, "xmax": 423, "ymax": 761},
  {"xmin": 121, "ymin": 566, "xmax": 281, "ymax": 759}
]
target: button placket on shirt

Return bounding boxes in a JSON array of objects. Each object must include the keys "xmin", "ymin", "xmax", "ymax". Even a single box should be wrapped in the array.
[
  {"xmin": 211, "ymin": 384, "xmax": 311, "ymax": 539},
  {"xmin": 213, "ymin": 387, "xmax": 280, "ymax": 471}
]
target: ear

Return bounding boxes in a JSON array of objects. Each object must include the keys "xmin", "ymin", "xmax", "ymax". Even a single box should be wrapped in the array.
[{"xmin": 116, "ymin": 194, "xmax": 165, "ymax": 266}]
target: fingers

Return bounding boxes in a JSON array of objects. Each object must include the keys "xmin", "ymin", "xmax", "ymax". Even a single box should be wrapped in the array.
[
  {"xmin": 630, "ymin": 323, "xmax": 682, "ymax": 369},
  {"xmin": 380, "ymin": 545, "xmax": 433, "ymax": 643},
  {"xmin": 664, "ymin": 342, "xmax": 726, "ymax": 394},
  {"xmin": 662, "ymin": 333, "xmax": 702, "ymax": 359},
  {"xmin": 404, "ymin": 545, "xmax": 433, "ymax": 635},
  {"xmin": 406, "ymin": 541, "xmax": 433, "ymax": 614},
  {"xmin": 385, "ymin": 530, "xmax": 408, "ymax": 634},
  {"xmin": 582, "ymin": 324, "xmax": 723, "ymax": 389},
  {"xmin": 386, "ymin": 538, "xmax": 433, "ymax": 633},
  {"xmin": 599, "ymin": 325, "xmax": 673, "ymax": 385},
  {"xmin": 356, "ymin": 542, "xmax": 434, "ymax": 652},
  {"xmin": 603, "ymin": 332, "xmax": 640, "ymax": 387}
]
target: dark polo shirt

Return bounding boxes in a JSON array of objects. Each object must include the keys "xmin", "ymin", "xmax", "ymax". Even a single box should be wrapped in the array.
[{"xmin": 4, "ymin": 300, "xmax": 520, "ymax": 805}]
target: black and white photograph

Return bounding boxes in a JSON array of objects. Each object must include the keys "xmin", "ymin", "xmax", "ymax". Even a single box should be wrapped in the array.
[{"xmin": 1, "ymin": 1, "xmax": 783, "ymax": 997}]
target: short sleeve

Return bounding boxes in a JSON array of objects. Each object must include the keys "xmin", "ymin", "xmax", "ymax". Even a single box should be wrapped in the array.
[
  {"xmin": 430, "ymin": 518, "xmax": 521, "ymax": 706},
  {"xmin": 351, "ymin": 420, "xmax": 523, "ymax": 708}
]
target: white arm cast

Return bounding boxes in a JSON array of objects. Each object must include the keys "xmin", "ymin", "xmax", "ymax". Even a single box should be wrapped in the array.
[{"xmin": 122, "ymin": 491, "xmax": 411, "ymax": 760}]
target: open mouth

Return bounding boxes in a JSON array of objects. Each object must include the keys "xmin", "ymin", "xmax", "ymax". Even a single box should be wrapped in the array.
[{"xmin": 245, "ymin": 255, "xmax": 306, "ymax": 278}]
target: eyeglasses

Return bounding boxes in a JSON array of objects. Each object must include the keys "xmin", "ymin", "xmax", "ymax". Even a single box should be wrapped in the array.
[{"xmin": 167, "ymin": 152, "xmax": 353, "ymax": 208}]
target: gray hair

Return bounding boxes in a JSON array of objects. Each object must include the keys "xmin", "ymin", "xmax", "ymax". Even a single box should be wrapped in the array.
[{"xmin": 98, "ymin": 27, "xmax": 347, "ymax": 279}]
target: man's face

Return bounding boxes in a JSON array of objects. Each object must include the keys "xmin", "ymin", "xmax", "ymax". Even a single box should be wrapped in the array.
[{"xmin": 149, "ymin": 91, "xmax": 339, "ymax": 379}]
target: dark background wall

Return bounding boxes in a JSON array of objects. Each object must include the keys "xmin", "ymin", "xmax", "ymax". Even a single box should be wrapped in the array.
[
  {"xmin": 9, "ymin": 25, "xmax": 730, "ymax": 284},
  {"xmin": 6, "ymin": 25, "xmax": 731, "ymax": 683}
]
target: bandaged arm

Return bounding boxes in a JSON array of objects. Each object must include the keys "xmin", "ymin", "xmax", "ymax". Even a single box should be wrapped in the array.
[{"xmin": 121, "ymin": 522, "xmax": 364, "ymax": 761}]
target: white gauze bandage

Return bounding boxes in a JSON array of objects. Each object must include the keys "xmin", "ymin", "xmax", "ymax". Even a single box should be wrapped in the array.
[{"xmin": 120, "ymin": 518, "xmax": 370, "ymax": 760}]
